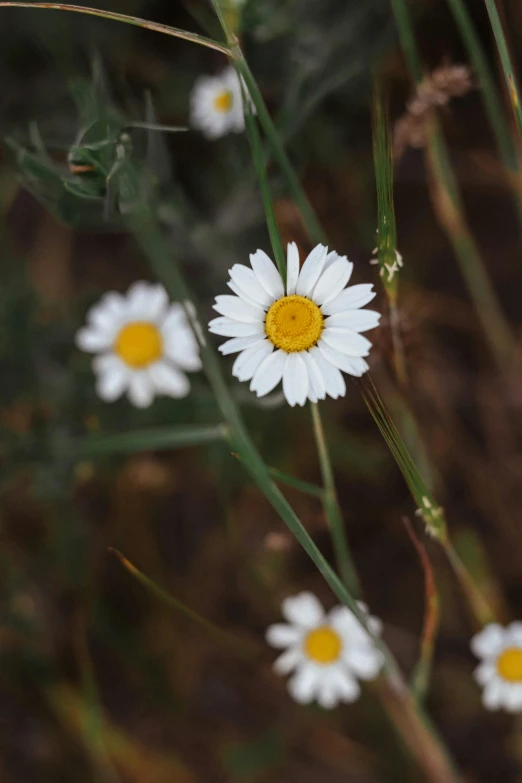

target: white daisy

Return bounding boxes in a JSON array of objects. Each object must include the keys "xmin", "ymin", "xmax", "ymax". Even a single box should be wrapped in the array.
[
  {"xmin": 471, "ymin": 622, "xmax": 522, "ymax": 712},
  {"xmin": 76, "ymin": 282, "xmax": 202, "ymax": 408},
  {"xmin": 266, "ymin": 592, "xmax": 384, "ymax": 708},
  {"xmin": 209, "ymin": 242, "xmax": 381, "ymax": 406},
  {"xmin": 190, "ymin": 65, "xmax": 246, "ymax": 139}
]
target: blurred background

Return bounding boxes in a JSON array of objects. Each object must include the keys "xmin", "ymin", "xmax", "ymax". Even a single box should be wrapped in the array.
[{"xmin": 1, "ymin": 0, "xmax": 522, "ymax": 780}]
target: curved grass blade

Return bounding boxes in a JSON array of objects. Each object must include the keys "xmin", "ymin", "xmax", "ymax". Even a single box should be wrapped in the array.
[
  {"xmin": 76, "ymin": 423, "xmax": 228, "ymax": 457},
  {"xmin": 0, "ymin": 3, "xmax": 231, "ymax": 56}
]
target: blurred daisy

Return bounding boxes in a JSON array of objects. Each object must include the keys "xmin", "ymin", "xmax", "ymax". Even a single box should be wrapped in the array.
[
  {"xmin": 471, "ymin": 622, "xmax": 522, "ymax": 712},
  {"xmin": 190, "ymin": 65, "xmax": 246, "ymax": 139},
  {"xmin": 266, "ymin": 592, "xmax": 384, "ymax": 708},
  {"xmin": 209, "ymin": 242, "xmax": 380, "ymax": 406},
  {"xmin": 76, "ymin": 282, "xmax": 201, "ymax": 408}
]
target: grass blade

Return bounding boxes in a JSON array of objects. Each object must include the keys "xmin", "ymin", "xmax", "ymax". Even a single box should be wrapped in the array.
[
  {"xmin": 0, "ymin": 3, "xmax": 231, "ymax": 55},
  {"xmin": 75, "ymin": 423, "xmax": 228, "ymax": 457}
]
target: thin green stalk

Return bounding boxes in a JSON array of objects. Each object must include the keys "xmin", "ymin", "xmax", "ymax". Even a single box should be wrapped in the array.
[
  {"xmin": 268, "ymin": 467, "xmax": 324, "ymax": 499},
  {"xmin": 109, "ymin": 548, "xmax": 257, "ymax": 656},
  {"xmin": 242, "ymin": 86, "xmax": 286, "ymax": 278},
  {"xmin": 0, "ymin": 2, "xmax": 231, "ymax": 54},
  {"xmin": 310, "ymin": 403, "xmax": 361, "ymax": 597},
  {"xmin": 445, "ymin": 0, "xmax": 517, "ymax": 170},
  {"xmin": 390, "ymin": 0, "xmax": 514, "ymax": 370},
  {"xmin": 482, "ymin": 0, "xmax": 522, "ymax": 141},
  {"xmin": 426, "ymin": 123, "xmax": 515, "ymax": 368},
  {"xmin": 76, "ymin": 423, "xmax": 228, "ymax": 457},
  {"xmin": 404, "ymin": 518, "xmax": 439, "ymax": 702},
  {"xmin": 209, "ymin": 0, "xmax": 327, "ymax": 246},
  {"xmin": 389, "ymin": 0, "xmax": 423, "ymax": 83}
]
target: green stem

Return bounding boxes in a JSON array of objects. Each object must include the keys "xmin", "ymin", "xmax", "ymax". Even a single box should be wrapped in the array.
[
  {"xmin": 389, "ymin": 0, "xmax": 423, "ymax": 83},
  {"xmin": 268, "ymin": 467, "xmax": 324, "ymax": 498},
  {"xmin": 209, "ymin": 0, "xmax": 327, "ymax": 246},
  {"xmin": 310, "ymin": 403, "xmax": 361, "ymax": 598},
  {"xmin": 242, "ymin": 85, "xmax": 286, "ymax": 278},
  {"xmin": 109, "ymin": 548, "xmax": 256, "ymax": 655},
  {"xmin": 76, "ymin": 423, "xmax": 228, "ymax": 457},
  {"xmin": 0, "ymin": 2, "xmax": 231, "ymax": 54},
  {"xmin": 445, "ymin": 0, "xmax": 517, "ymax": 169},
  {"xmin": 482, "ymin": 0, "xmax": 522, "ymax": 142}
]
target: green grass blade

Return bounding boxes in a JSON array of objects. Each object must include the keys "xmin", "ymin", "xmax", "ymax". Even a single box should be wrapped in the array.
[
  {"xmin": 482, "ymin": 0, "xmax": 522, "ymax": 141},
  {"xmin": 0, "ymin": 3, "xmax": 231, "ymax": 55},
  {"xmin": 75, "ymin": 423, "xmax": 228, "ymax": 457},
  {"xmin": 243, "ymin": 86, "xmax": 286, "ymax": 279}
]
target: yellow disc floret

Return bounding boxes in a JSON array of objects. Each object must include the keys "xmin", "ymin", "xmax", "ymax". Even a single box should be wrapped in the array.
[
  {"xmin": 115, "ymin": 322, "xmax": 163, "ymax": 368},
  {"xmin": 265, "ymin": 295, "xmax": 324, "ymax": 352},
  {"xmin": 304, "ymin": 626, "xmax": 342, "ymax": 665},
  {"xmin": 497, "ymin": 648, "xmax": 522, "ymax": 682},
  {"xmin": 213, "ymin": 90, "xmax": 234, "ymax": 113}
]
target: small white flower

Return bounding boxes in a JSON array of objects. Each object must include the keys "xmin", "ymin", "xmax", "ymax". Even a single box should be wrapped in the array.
[
  {"xmin": 76, "ymin": 282, "xmax": 202, "ymax": 408},
  {"xmin": 190, "ymin": 66, "xmax": 246, "ymax": 139},
  {"xmin": 471, "ymin": 622, "xmax": 522, "ymax": 712},
  {"xmin": 209, "ymin": 243, "xmax": 381, "ymax": 406},
  {"xmin": 266, "ymin": 592, "xmax": 384, "ymax": 708}
]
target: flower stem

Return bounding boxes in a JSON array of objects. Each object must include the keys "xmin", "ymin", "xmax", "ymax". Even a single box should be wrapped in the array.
[{"xmin": 310, "ymin": 402, "xmax": 361, "ymax": 598}]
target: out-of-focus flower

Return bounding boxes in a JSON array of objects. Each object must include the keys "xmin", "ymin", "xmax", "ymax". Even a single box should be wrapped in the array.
[
  {"xmin": 471, "ymin": 622, "xmax": 522, "ymax": 712},
  {"xmin": 190, "ymin": 66, "xmax": 247, "ymax": 139},
  {"xmin": 76, "ymin": 282, "xmax": 201, "ymax": 408},
  {"xmin": 394, "ymin": 63, "xmax": 473, "ymax": 158},
  {"xmin": 266, "ymin": 592, "xmax": 384, "ymax": 708},
  {"xmin": 209, "ymin": 242, "xmax": 380, "ymax": 406}
]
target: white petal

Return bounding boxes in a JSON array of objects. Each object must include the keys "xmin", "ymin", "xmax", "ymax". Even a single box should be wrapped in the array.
[
  {"xmin": 228, "ymin": 280, "xmax": 261, "ymax": 308},
  {"xmin": 302, "ymin": 351, "xmax": 326, "ymax": 401},
  {"xmin": 162, "ymin": 303, "xmax": 189, "ymax": 331},
  {"xmin": 282, "ymin": 353, "xmax": 309, "ymax": 407},
  {"xmin": 94, "ymin": 356, "xmax": 129, "ymax": 401},
  {"xmin": 250, "ymin": 349, "xmax": 287, "ymax": 396},
  {"xmin": 208, "ymin": 317, "xmax": 264, "ymax": 338},
  {"xmin": 127, "ymin": 372, "xmax": 155, "ymax": 408},
  {"xmin": 507, "ymin": 622, "xmax": 522, "ymax": 646},
  {"xmin": 482, "ymin": 679, "xmax": 505, "ymax": 710},
  {"xmin": 322, "ymin": 250, "xmax": 340, "ymax": 272},
  {"xmin": 328, "ymin": 605, "xmax": 367, "ymax": 640},
  {"xmin": 250, "ymin": 250, "xmax": 284, "ymax": 299},
  {"xmin": 325, "ymin": 666, "xmax": 361, "ymax": 704},
  {"xmin": 229, "ymin": 264, "xmax": 273, "ymax": 307},
  {"xmin": 309, "ymin": 346, "xmax": 346, "ymax": 400},
  {"xmin": 126, "ymin": 281, "xmax": 156, "ymax": 318},
  {"xmin": 505, "ymin": 684, "xmax": 522, "ymax": 713},
  {"xmin": 326, "ymin": 309, "xmax": 381, "ymax": 333},
  {"xmin": 321, "ymin": 284, "xmax": 377, "ymax": 316},
  {"xmin": 286, "ymin": 242, "xmax": 300, "ymax": 295},
  {"xmin": 321, "ymin": 327, "xmax": 372, "ymax": 357},
  {"xmin": 266, "ymin": 624, "xmax": 303, "ymax": 649},
  {"xmin": 470, "ymin": 623, "xmax": 507, "ymax": 660},
  {"xmin": 316, "ymin": 680, "xmax": 341, "ymax": 709},
  {"xmin": 148, "ymin": 362, "xmax": 190, "ymax": 398},
  {"xmin": 295, "ymin": 244, "xmax": 328, "ymax": 297},
  {"xmin": 474, "ymin": 662, "xmax": 496, "ymax": 686},
  {"xmin": 318, "ymin": 341, "xmax": 369, "ymax": 377},
  {"xmin": 218, "ymin": 335, "xmax": 265, "ymax": 356},
  {"xmin": 288, "ymin": 663, "xmax": 321, "ymax": 704},
  {"xmin": 76, "ymin": 326, "xmax": 113, "ymax": 353},
  {"xmin": 281, "ymin": 592, "xmax": 325, "ymax": 628},
  {"xmin": 343, "ymin": 645, "xmax": 384, "ymax": 680},
  {"xmin": 232, "ymin": 340, "xmax": 273, "ymax": 382},
  {"xmin": 163, "ymin": 332, "xmax": 202, "ymax": 372},
  {"xmin": 274, "ymin": 647, "xmax": 304, "ymax": 676},
  {"xmin": 213, "ymin": 295, "xmax": 264, "ymax": 323},
  {"xmin": 312, "ymin": 257, "xmax": 353, "ymax": 306}
]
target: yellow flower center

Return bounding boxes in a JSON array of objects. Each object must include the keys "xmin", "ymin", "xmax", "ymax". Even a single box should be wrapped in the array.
[
  {"xmin": 304, "ymin": 626, "xmax": 342, "ymax": 665},
  {"xmin": 265, "ymin": 295, "xmax": 324, "ymax": 352},
  {"xmin": 114, "ymin": 322, "xmax": 163, "ymax": 368},
  {"xmin": 497, "ymin": 648, "xmax": 522, "ymax": 682},
  {"xmin": 213, "ymin": 90, "xmax": 234, "ymax": 113}
]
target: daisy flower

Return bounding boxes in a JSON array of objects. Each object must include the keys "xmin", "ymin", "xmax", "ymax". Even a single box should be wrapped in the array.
[
  {"xmin": 190, "ymin": 65, "xmax": 246, "ymax": 139},
  {"xmin": 76, "ymin": 282, "xmax": 201, "ymax": 408},
  {"xmin": 209, "ymin": 243, "xmax": 381, "ymax": 406},
  {"xmin": 471, "ymin": 622, "xmax": 522, "ymax": 712},
  {"xmin": 266, "ymin": 592, "xmax": 384, "ymax": 708}
]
